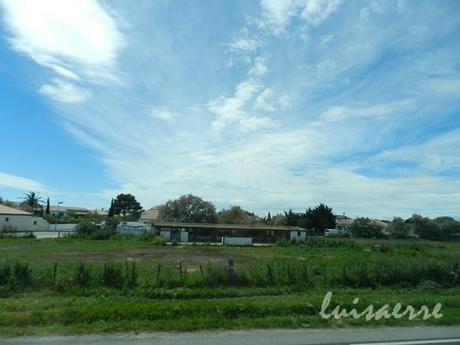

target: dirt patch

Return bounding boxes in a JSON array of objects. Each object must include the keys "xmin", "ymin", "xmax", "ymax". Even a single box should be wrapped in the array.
[{"xmin": 57, "ymin": 246, "xmax": 239, "ymax": 265}]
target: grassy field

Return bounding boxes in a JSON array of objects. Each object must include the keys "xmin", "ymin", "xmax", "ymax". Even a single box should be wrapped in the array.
[{"xmin": 0, "ymin": 236, "xmax": 459, "ymax": 335}]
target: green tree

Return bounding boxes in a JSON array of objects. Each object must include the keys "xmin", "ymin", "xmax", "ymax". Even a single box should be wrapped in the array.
[
  {"xmin": 307, "ymin": 204, "xmax": 336, "ymax": 234},
  {"xmin": 388, "ymin": 217, "xmax": 408, "ymax": 238},
  {"xmin": 21, "ymin": 192, "xmax": 44, "ymax": 215},
  {"xmin": 107, "ymin": 198, "xmax": 115, "ymax": 218},
  {"xmin": 283, "ymin": 209, "xmax": 300, "ymax": 226},
  {"xmin": 158, "ymin": 194, "xmax": 217, "ymax": 223},
  {"xmin": 45, "ymin": 197, "xmax": 50, "ymax": 215},
  {"xmin": 351, "ymin": 218, "xmax": 384, "ymax": 238},
  {"xmin": 407, "ymin": 214, "xmax": 436, "ymax": 240},
  {"xmin": 266, "ymin": 212, "xmax": 272, "ymax": 224},
  {"xmin": 113, "ymin": 194, "xmax": 143, "ymax": 220},
  {"xmin": 217, "ymin": 206, "xmax": 260, "ymax": 225},
  {"xmin": 433, "ymin": 217, "xmax": 460, "ymax": 240},
  {"xmin": 408, "ymin": 214, "xmax": 457, "ymax": 241}
]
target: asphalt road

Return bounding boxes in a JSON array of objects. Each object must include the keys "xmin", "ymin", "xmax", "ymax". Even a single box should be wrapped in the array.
[{"xmin": 1, "ymin": 326, "xmax": 459, "ymax": 345}]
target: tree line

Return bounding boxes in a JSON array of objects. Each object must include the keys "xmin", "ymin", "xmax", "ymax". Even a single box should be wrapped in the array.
[{"xmin": 2, "ymin": 192, "xmax": 459, "ymax": 241}]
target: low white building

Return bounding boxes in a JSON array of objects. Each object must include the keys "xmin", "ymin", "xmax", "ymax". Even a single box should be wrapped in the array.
[
  {"xmin": 289, "ymin": 229, "xmax": 307, "ymax": 241},
  {"xmin": 0, "ymin": 204, "xmax": 50, "ymax": 232}
]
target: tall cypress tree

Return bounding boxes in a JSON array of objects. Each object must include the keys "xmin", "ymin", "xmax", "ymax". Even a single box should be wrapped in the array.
[
  {"xmin": 108, "ymin": 198, "xmax": 115, "ymax": 218},
  {"xmin": 45, "ymin": 197, "xmax": 50, "ymax": 215}
]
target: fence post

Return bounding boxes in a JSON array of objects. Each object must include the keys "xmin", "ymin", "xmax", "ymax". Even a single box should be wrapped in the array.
[
  {"xmin": 179, "ymin": 261, "xmax": 183, "ymax": 282},
  {"xmin": 156, "ymin": 262, "xmax": 161, "ymax": 286},
  {"xmin": 199, "ymin": 265, "xmax": 204, "ymax": 282},
  {"xmin": 323, "ymin": 264, "xmax": 326, "ymax": 288},
  {"xmin": 228, "ymin": 259, "xmax": 234, "ymax": 277},
  {"xmin": 52, "ymin": 262, "xmax": 58, "ymax": 286}
]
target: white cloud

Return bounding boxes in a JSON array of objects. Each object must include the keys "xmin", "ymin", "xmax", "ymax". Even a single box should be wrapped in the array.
[
  {"xmin": 254, "ymin": 88, "xmax": 275, "ymax": 112},
  {"xmin": 248, "ymin": 57, "xmax": 268, "ymax": 77},
  {"xmin": 260, "ymin": 0, "xmax": 342, "ymax": 33},
  {"xmin": 318, "ymin": 100, "xmax": 416, "ymax": 122},
  {"xmin": 0, "ymin": 0, "xmax": 124, "ymax": 100},
  {"xmin": 300, "ymin": 0, "xmax": 342, "ymax": 26},
  {"xmin": 229, "ymin": 38, "xmax": 262, "ymax": 53},
  {"xmin": 259, "ymin": 0, "xmax": 297, "ymax": 33},
  {"xmin": 210, "ymin": 58, "xmax": 276, "ymax": 134},
  {"xmin": 150, "ymin": 107, "xmax": 178, "ymax": 121},
  {"xmin": 39, "ymin": 79, "xmax": 91, "ymax": 103},
  {"xmin": 0, "ymin": 172, "xmax": 48, "ymax": 193},
  {"xmin": 278, "ymin": 94, "xmax": 294, "ymax": 110},
  {"xmin": 376, "ymin": 129, "xmax": 460, "ymax": 173},
  {"xmin": 421, "ymin": 78, "xmax": 460, "ymax": 95},
  {"xmin": 359, "ymin": 0, "xmax": 386, "ymax": 20}
]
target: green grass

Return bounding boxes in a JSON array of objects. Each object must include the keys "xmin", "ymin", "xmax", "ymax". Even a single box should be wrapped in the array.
[
  {"xmin": 0, "ymin": 236, "xmax": 459, "ymax": 335},
  {"xmin": 0, "ymin": 288, "xmax": 458, "ymax": 336}
]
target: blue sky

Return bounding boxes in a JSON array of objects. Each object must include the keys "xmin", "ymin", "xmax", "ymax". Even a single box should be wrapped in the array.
[{"xmin": 0, "ymin": 0, "xmax": 459, "ymax": 219}]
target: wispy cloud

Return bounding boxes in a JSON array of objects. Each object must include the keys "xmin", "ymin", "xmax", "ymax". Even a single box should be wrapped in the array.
[
  {"xmin": 0, "ymin": 0, "xmax": 124, "ymax": 101},
  {"xmin": 318, "ymin": 100, "xmax": 416, "ymax": 123},
  {"xmin": 376, "ymin": 129, "xmax": 460, "ymax": 173},
  {"xmin": 1, "ymin": 0, "xmax": 459, "ymax": 219},
  {"xmin": 0, "ymin": 172, "xmax": 48, "ymax": 193},
  {"xmin": 229, "ymin": 38, "xmax": 262, "ymax": 53},
  {"xmin": 209, "ymin": 57, "xmax": 276, "ymax": 134},
  {"xmin": 259, "ymin": 0, "xmax": 342, "ymax": 33},
  {"xmin": 39, "ymin": 79, "xmax": 91, "ymax": 104}
]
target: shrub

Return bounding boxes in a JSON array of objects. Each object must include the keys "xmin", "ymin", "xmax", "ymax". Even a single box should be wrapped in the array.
[
  {"xmin": 74, "ymin": 262, "xmax": 92, "ymax": 288},
  {"xmin": 75, "ymin": 221, "xmax": 100, "ymax": 238},
  {"xmin": 0, "ymin": 263, "xmax": 11, "ymax": 285},
  {"xmin": 139, "ymin": 232, "xmax": 166, "ymax": 245},
  {"xmin": 125, "ymin": 260, "xmax": 138, "ymax": 288},
  {"xmin": 90, "ymin": 228, "xmax": 114, "ymax": 240},
  {"xmin": 13, "ymin": 262, "xmax": 32, "ymax": 287},
  {"xmin": 100, "ymin": 263, "xmax": 124, "ymax": 288}
]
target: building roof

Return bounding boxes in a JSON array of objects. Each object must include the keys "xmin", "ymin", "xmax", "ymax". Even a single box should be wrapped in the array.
[
  {"xmin": 140, "ymin": 207, "xmax": 160, "ymax": 222},
  {"xmin": 0, "ymin": 204, "xmax": 33, "ymax": 216},
  {"xmin": 49, "ymin": 206, "xmax": 90, "ymax": 214},
  {"xmin": 336, "ymin": 218, "xmax": 354, "ymax": 226},
  {"xmin": 152, "ymin": 221, "xmax": 307, "ymax": 232}
]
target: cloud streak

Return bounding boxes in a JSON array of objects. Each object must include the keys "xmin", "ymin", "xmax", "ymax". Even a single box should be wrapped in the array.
[
  {"xmin": 0, "ymin": 0, "xmax": 124, "ymax": 103},
  {"xmin": 0, "ymin": 172, "xmax": 48, "ymax": 193}
]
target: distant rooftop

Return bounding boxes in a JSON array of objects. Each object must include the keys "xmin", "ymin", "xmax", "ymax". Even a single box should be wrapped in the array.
[
  {"xmin": 0, "ymin": 204, "xmax": 32, "ymax": 216},
  {"xmin": 49, "ymin": 206, "xmax": 90, "ymax": 213},
  {"xmin": 152, "ymin": 221, "xmax": 306, "ymax": 232},
  {"xmin": 140, "ymin": 207, "xmax": 160, "ymax": 221}
]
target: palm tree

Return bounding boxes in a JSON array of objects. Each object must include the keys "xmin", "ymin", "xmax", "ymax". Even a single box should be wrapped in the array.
[{"xmin": 21, "ymin": 192, "xmax": 44, "ymax": 213}]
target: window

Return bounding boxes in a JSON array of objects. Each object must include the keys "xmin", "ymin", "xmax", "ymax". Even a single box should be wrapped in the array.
[
  {"xmin": 33, "ymin": 220, "xmax": 37, "ymax": 225},
  {"xmin": 5, "ymin": 217, "xmax": 9, "ymax": 222},
  {"xmin": 297, "ymin": 231, "xmax": 301, "ymax": 236}
]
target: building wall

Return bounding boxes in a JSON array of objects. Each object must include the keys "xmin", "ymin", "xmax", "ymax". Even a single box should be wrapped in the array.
[
  {"xmin": 0, "ymin": 215, "xmax": 50, "ymax": 232},
  {"xmin": 159, "ymin": 230, "xmax": 171, "ymax": 241},
  {"xmin": 52, "ymin": 223, "xmax": 78, "ymax": 231},
  {"xmin": 289, "ymin": 230, "xmax": 307, "ymax": 242},
  {"xmin": 223, "ymin": 237, "xmax": 253, "ymax": 246},
  {"xmin": 180, "ymin": 231, "xmax": 189, "ymax": 242}
]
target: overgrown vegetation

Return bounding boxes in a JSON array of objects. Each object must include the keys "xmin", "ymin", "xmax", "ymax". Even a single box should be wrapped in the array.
[{"xmin": 0, "ymin": 236, "xmax": 459, "ymax": 335}]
